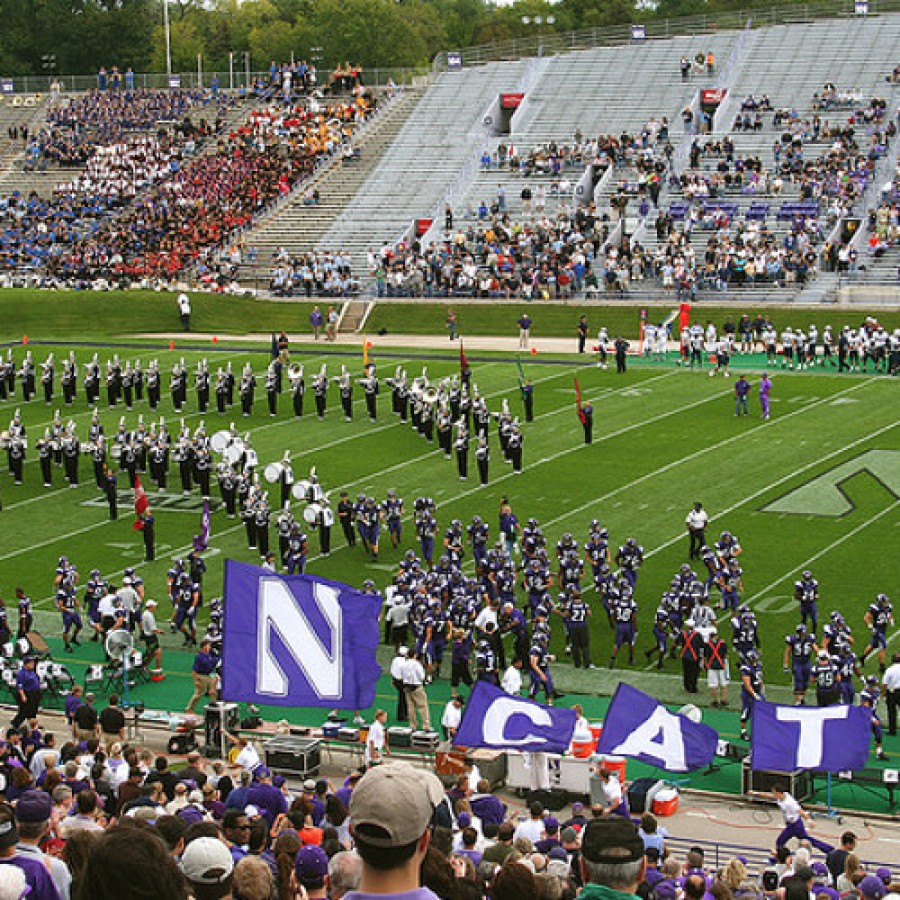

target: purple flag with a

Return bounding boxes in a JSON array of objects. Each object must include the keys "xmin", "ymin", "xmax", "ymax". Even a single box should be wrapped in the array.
[
  {"xmin": 453, "ymin": 681, "xmax": 577, "ymax": 753},
  {"xmin": 751, "ymin": 700, "xmax": 870, "ymax": 772},
  {"xmin": 193, "ymin": 500, "xmax": 211, "ymax": 552},
  {"xmin": 221, "ymin": 560, "xmax": 381, "ymax": 709},
  {"xmin": 596, "ymin": 683, "xmax": 718, "ymax": 772}
]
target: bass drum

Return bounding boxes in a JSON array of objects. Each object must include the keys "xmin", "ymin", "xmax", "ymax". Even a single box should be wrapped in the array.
[
  {"xmin": 303, "ymin": 503, "xmax": 322, "ymax": 525},
  {"xmin": 263, "ymin": 463, "xmax": 283, "ymax": 483}
]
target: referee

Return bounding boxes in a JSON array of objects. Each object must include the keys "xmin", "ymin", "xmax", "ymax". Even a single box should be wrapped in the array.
[{"xmin": 685, "ymin": 501, "xmax": 708, "ymax": 560}]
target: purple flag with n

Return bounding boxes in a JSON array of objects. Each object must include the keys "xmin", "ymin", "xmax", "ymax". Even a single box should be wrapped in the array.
[{"xmin": 221, "ymin": 560, "xmax": 382, "ymax": 709}]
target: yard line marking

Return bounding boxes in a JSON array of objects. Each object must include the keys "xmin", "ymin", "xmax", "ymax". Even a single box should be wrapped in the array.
[
  {"xmin": 539, "ymin": 376, "xmax": 881, "ymax": 532},
  {"xmin": 747, "ymin": 500, "xmax": 900, "ymax": 603},
  {"xmin": 642, "ymin": 414, "xmax": 900, "ymax": 562},
  {"xmin": 0, "ymin": 518, "xmax": 113, "ymax": 562}
]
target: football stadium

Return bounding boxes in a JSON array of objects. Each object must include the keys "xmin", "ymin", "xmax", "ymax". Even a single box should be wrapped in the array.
[{"xmin": 0, "ymin": 1, "xmax": 899, "ymax": 896}]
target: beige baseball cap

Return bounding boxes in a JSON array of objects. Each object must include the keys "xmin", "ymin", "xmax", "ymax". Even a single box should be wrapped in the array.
[{"xmin": 349, "ymin": 762, "xmax": 445, "ymax": 847}]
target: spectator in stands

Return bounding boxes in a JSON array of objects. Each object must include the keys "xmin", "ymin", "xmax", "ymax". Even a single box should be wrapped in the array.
[
  {"xmin": 180, "ymin": 835, "xmax": 234, "ymax": 899},
  {"xmin": 579, "ymin": 817, "xmax": 646, "ymax": 898},
  {"xmin": 827, "ymin": 832, "xmax": 858, "ymax": 888},
  {"xmin": 346, "ymin": 762, "xmax": 445, "ymax": 900},
  {"xmin": 328, "ymin": 851, "xmax": 363, "ymax": 900}
]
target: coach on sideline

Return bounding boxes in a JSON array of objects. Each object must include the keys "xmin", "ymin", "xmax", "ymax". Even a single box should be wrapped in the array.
[{"xmin": 685, "ymin": 502, "xmax": 708, "ymax": 560}]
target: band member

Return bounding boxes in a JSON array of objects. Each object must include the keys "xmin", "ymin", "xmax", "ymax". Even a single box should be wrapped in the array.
[
  {"xmin": 476, "ymin": 435, "xmax": 489, "ymax": 485},
  {"xmin": 146, "ymin": 359, "xmax": 161, "ymax": 409},
  {"xmin": 196, "ymin": 360, "xmax": 210, "ymax": 414},
  {"xmin": 62, "ymin": 353, "xmax": 77, "ymax": 405},
  {"xmin": 265, "ymin": 364, "xmax": 279, "ymax": 416},
  {"xmin": 290, "ymin": 365, "xmax": 305, "ymax": 417},
  {"xmin": 314, "ymin": 366, "xmax": 328, "ymax": 419},
  {"xmin": 37, "ymin": 430, "xmax": 53, "ymax": 487},
  {"xmin": 176, "ymin": 431, "xmax": 194, "ymax": 494},
  {"xmin": 337, "ymin": 367, "xmax": 353, "ymax": 421},
  {"xmin": 133, "ymin": 359, "xmax": 144, "ymax": 401},
  {"xmin": 92, "ymin": 436, "xmax": 108, "ymax": 489},
  {"xmin": 240, "ymin": 364, "xmax": 255, "ymax": 417},
  {"xmin": 361, "ymin": 367, "xmax": 379, "ymax": 421},
  {"xmin": 193, "ymin": 442, "xmax": 212, "ymax": 499},
  {"xmin": 217, "ymin": 463, "xmax": 237, "ymax": 517},
  {"xmin": 319, "ymin": 502, "xmax": 334, "ymax": 556},
  {"xmin": 437, "ymin": 405, "xmax": 453, "ymax": 458},
  {"xmin": 278, "ymin": 451, "xmax": 294, "ymax": 508},
  {"xmin": 277, "ymin": 504, "xmax": 294, "ymax": 566},
  {"xmin": 62, "ymin": 425, "xmax": 80, "ymax": 486},
  {"xmin": 122, "ymin": 363, "xmax": 134, "ymax": 409},
  {"xmin": 41, "ymin": 354, "xmax": 54, "ymax": 405},
  {"xmin": 215, "ymin": 368, "xmax": 228, "ymax": 415},
  {"xmin": 507, "ymin": 420, "xmax": 523, "ymax": 474},
  {"xmin": 255, "ymin": 497, "xmax": 271, "ymax": 559},
  {"xmin": 455, "ymin": 421, "xmax": 469, "ymax": 480},
  {"xmin": 149, "ymin": 438, "xmax": 169, "ymax": 491},
  {"xmin": 171, "ymin": 359, "xmax": 188, "ymax": 412}
]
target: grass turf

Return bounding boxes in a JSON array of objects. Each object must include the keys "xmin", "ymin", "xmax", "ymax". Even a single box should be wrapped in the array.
[
  {"xmin": 2, "ymin": 295, "xmax": 900, "ymax": 794},
  {"xmin": 3, "ymin": 288, "xmax": 900, "ymax": 342}
]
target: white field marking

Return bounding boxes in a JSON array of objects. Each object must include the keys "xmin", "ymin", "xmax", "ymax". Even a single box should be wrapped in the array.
[
  {"xmin": 747, "ymin": 499, "xmax": 900, "ymax": 604},
  {"xmin": 4, "ymin": 483, "xmax": 93, "ymax": 511},
  {"xmin": 0, "ymin": 518, "xmax": 113, "ymax": 562},
  {"xmin": 540, "ymin": 375, "xmax": 881, "ymax": 533},
  {"xmin": 642, "ymin": 410, "xmax": 900, "ymax": 563}
]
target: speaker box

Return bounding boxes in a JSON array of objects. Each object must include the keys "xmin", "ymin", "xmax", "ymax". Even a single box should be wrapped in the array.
[{"xmin": 265, "ymin": 737, "xmax": 322, "ymax": 778}]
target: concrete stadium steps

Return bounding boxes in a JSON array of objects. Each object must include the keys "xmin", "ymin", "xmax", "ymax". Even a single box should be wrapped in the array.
[
  {"xmin": 315, "ymin": 60, "xmax": 532, "ymax": 269},
  {"xmin": 0, "ymin": 93, "xmax": 56, "ymax": 197},
  {"xmin": 723, "ymin": 15, "xmax": 900, "ymax": 112},
  {"xmin": 238, "ymin": 86, "xmax": 426, "ymax": 279},
  {"xmin": 515, "ymin": 33, "xmax": 740, "ymax": 142}
]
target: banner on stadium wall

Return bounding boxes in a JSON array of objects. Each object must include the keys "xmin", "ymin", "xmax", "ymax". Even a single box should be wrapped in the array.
[
  {"xmin": 701, "ymin": 89, "xmax": 727, "ymax": 107},
  {"xmin": 500, "ymin": 93, "xmax": 525, "ymax": 110},
  {"xmin": 168, "ymin": 75, "xmax": 182, "ymax": 89},
  {"xmin": 448, "ymin": 51, "xmax": 462, "ymax": 70},
  {"xmin": 631, "ymin": 25, "xmax": 647, "ymax": 40},
  {"xmin": 1, "ymin": 79, "xmax": 14, "ymax": 94},
  {"xmin": 855, "ymin": 0, "xmax": 869, "ymax": 14}
]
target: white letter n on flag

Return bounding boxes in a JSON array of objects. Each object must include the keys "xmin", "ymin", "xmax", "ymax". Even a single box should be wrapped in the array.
[{"xmin": 257, "ymin": 578, "xmax": 343, "ymax": 700}]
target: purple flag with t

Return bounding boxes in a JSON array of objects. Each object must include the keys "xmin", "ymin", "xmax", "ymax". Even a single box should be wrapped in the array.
[
  {"xmin": 751, "ymin": 700, "xmax": 870, "ymax": 772},
  {"xmin": 596, "ymin": 683, "xmax": 718, "ymax": 772},
  {"xmin": 193, "ymin": 500, "xmax": 211, "ymax": 552},
  {"xmin": 221, "ymin": 560, "xmax": 382, "ymax": 709},
  {"xmin": 454, "ymin": 681, "xmax": 577, "ymax": 753}
]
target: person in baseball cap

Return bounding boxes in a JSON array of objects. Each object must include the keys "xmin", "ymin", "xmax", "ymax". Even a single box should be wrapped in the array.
[
  {"xmin": 579, "ymin": 817, "xmax": 646, "ymax": 897},
  {"xmin": 349, "ymin": 761, "xmax": 445, "ymax": 897},
  {"xmin": 14, "ymin": 788, "xmax": 73, "ymax": 899},
  {"xmin": 294, "ymin": 845, "xmax": 330, "ymax": 899},
  {"xmin": 859, "ymin": 875, "xmax": 888, "ymax": 900},
  {"xmin": 181, "ymin": 836, "xmax": 235, "ymax": 900}
]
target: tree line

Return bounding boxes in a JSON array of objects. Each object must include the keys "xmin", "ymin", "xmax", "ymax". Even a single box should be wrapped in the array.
[{"xmin": 0, "ymin": 0, "xmax": 832, "ymax": 79}]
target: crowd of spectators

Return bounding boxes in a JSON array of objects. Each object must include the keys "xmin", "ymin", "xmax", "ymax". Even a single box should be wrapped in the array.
[
  {"xmin": 1, "ymin": 720, "xmax": 896, "ymax": 900},
  {"xmin": 0, "ymin": 91, "xmax": 376, "ymax": 287},
  {"xmin": 270, "ymin": 250, "xmax": 359, "ymax": 298}
]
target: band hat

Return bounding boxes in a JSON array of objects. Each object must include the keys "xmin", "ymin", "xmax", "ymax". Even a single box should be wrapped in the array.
[{"xmin": 349, "ymin": 761, "xmax": 445, "ymax": 848}]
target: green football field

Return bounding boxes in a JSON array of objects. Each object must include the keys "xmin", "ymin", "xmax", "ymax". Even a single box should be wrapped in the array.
[{"xmin": 2, "ymin": 320, "xmax": 899, "ymax": 705}]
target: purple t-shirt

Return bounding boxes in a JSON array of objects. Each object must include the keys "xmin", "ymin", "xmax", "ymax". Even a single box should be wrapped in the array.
[
  {"xmin": 0, "ymin": 855, "xmax": 61, "ymax": 900},
  {"xmin": 344, "ymin": 889, "xmax": 440, "ymax": 900}
]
